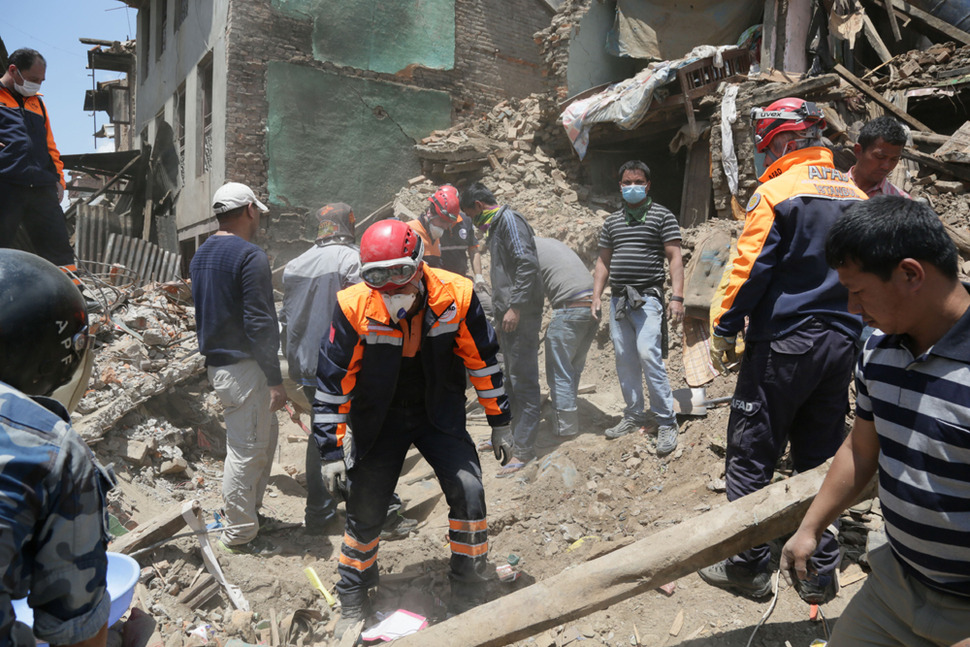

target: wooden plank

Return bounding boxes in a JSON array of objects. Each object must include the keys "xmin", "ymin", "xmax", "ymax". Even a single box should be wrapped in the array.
[
  {"xmin": 932, "ymin": 121, "xmax": 970, "ymax": 158},
  {"xmin": 871, "ymin": 0, "xmax": 970, "ymax": 46},
  {"xmin": 910, "ymin": 131, "xmax": 951, "ymax": 147},
  {"xmin": 679, "ymin": 138, "xmax": 712, "ymax": 229},
  {"xmin": 760, "ymin": 0, "xmax": 778, "ymax": 73},
  {"xmin": 861, "ymin": 13, "xmax": 893, "ymax": 64},
  {"xmin": 742, "ymin": 74, "xmax": 840, "ymax": 110},
  {"xmin": 177, "ymin": 572, "xmax": 218, "ymax": 607},
  {"xmin": 110, "ymin": 501, "xmax": 198, "ymax": 555},
  {"xmin": 392, "ymin": 461, "xmax": 876, "ymax": 647},
  {"xmin": 833, "ymin": 63, "xmax": 933, "ymax": 133},
  {"xmin": 356, "ymin": 200, "xmax": 393, "ymax": 234},
  {"xmin": 884, "ymin": 0, "xmax": 902, "ymax": 41},
  {"xmin": 902, "ymin": 147, "xmax": 970, "ymax": 182}
]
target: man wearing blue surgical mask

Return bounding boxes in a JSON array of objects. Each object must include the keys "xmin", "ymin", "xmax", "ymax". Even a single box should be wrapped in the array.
[
  {"xmin": 0, "ymin": 48, "xmax": 79, "ymax": 280},
  {"xmin": 592, "ymin": 160, "xmax": 684, "ymax": 457}
]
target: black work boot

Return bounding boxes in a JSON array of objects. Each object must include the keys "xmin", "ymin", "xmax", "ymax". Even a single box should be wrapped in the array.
[{"xmin": 333, "ymin": 590, "xmax": 370, "ymax": 640}]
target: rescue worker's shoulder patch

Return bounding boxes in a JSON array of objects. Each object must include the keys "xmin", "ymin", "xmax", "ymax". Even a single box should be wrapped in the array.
[
  {"xmin": 438, "ymin": 302, "xmax": 459, "ymax": 323},
  {"xmin": 745, "ymin": 193, "xmax": 762, "ymax": 213}
]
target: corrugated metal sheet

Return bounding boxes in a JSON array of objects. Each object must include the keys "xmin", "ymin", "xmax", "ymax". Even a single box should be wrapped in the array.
[
  {"xmin": 102, "ymin": 233, "xmax": 181, "ymax": 285},
  {"xmin": 75, "ymin": 203, "xmax": 133, "ymax": 264}
]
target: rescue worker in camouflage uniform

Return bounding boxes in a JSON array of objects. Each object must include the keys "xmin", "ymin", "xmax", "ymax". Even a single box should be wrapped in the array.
[{"xmin": 0, "ymin": 249, "xmax": 114, "ymax": 647}]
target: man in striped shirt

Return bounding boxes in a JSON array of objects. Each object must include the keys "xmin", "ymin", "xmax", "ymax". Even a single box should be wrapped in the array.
[
  {"xmin": 782, "ymin": 196, "xmax": 970, "ymax": 646},
  {"xmin": 592, "ymin": 160, "xmax": 684, "ymax": 456}
]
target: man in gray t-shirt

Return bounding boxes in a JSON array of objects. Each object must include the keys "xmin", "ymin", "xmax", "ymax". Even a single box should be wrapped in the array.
[{"xmin": 536, "ymin": 237, "xmax": 597, "ymax": 437}]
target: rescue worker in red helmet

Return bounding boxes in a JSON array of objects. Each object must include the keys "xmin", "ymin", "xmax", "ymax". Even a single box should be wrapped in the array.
[
  {"xmin": 406, "ymin": 184, "xmax": 462, "ymax": 269},
  {"xmin": 699, "ymin": 97, "xmax": 868, "ymax": 604},
  {"xmin": 312, "ymin": 219, "xmax": 512, "ymax": 639}
]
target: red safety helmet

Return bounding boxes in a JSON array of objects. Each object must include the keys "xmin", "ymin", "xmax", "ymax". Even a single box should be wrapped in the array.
[
  {"xmin": 751, "ymin": 97, "xmax": 825, "ymax": 153},
  {"xmin": 360, "ymin": 219, "xmax": 425, "ymax": 291},
  {"xmin": 428, "ymin": 185, "xmax": 461, "ymax": 223}
]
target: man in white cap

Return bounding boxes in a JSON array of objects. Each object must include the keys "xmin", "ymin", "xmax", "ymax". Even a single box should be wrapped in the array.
[{"xmin": 190, "ymin": 182, "xmax": 287, "ymax": 556}]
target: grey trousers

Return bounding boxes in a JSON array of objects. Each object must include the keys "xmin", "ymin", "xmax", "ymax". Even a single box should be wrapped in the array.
[
  {"xmin": 208, "ymin": 360, "xmax": 279, "ymax": 545},
  {"xmin": 830, "ymin": 537, "xmax": 970, "ymax": 646}
]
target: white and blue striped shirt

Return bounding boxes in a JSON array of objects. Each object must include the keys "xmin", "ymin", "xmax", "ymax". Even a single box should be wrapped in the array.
[{"xmin": 856, "ymin": 302, "xmax": 970, "ymax": 596}]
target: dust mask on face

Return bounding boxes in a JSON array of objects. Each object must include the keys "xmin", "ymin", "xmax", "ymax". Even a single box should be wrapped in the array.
[
  {"xmin": 382, "ymin": 292, "xmax": 417, "ymax": 323},
  {"xmin": 621, "ymin": 184, "xmax": 647, "ymax": 204},
  {"xmin": 429, "ymin": 223, "xmax": 444, "ymax": 240},
  {"xmin": 14, "ymin": 69, "xmax": 41, "ymax": 97}
]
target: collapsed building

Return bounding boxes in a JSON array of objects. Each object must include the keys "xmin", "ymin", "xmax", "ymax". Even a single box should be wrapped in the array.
[
  {"xmin": 19, "ymin": 0, "xmax": 970, "ymax": 645},
  {"xmin": 55, "ymin": 0, "xmax": 970, "ymax": 285}
]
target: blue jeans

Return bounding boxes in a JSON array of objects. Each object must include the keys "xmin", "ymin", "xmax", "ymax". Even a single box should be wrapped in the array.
[
  {"xmin": 609, "ymin": 295, "xmax": 675, "ymax": 427},
  {"xmin": 544, "ymin": 307, "xmax": 597, "ymax": 413},
  {"xmin": 496, "ymin": 310, "xmax": 542, "ymax": 461}
]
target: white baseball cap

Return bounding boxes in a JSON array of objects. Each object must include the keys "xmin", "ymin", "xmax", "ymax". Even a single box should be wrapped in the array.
[{"xmin": 212, "ymin": 182, "xmax": 269, "ymax": 215}]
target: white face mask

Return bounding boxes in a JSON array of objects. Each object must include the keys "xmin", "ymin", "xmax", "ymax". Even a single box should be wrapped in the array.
[
  {"xmin": 429, "ymin": 223, "xmax": 444, "ymax": 240},
  {"xmin": 382, "ymin": 292, "xmax": 418, "ymax": 323},
  {"xmin": 14, "ymin": 69, "xmax": 41, "ymax": 97}
]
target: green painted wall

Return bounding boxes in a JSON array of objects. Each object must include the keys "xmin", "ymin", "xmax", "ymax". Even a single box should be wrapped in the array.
[
  {"xmin": 266, "ymin": 62, "xmax": 452, "ymax": 216},
  {"xmin": 272, "ymin": 0, "xmax": 455, "ymax": 74}
]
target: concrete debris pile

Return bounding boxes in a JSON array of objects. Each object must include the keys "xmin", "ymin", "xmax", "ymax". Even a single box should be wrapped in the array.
[
  {"xmin": 75, "ymin": 281, "xmax": 206, "ymax": 443},
  {"xmin": 412, "ymin": 95, "xmax": 612, "ymax": 265}
]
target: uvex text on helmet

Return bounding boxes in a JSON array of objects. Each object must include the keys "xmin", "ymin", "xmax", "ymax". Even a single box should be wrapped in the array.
[
  {"xmin": 0, "ymin": 250, "xmax": 88, "ymax": 396},
  {"xmin": 751, "ymin": 98, "xmax": 825, "ymax": 153}
]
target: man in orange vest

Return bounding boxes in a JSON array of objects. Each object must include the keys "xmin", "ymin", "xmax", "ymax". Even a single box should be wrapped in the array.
[
  {"xmin": 0, "ymin": 49, "xmax": 78, "ymax": 279},
  {"xmin": 313, "ymin": 219, "xmax": 512, "ymax": 639}
]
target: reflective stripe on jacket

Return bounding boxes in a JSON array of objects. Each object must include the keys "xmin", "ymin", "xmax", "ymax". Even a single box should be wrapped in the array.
[
  {"xmin": 0, "ymin": 86, "xmax": 63, "ymax": 186},
  {"xmin": 712, "ymin": 147, "xmax": 866, "ymax": 341},
  {"xmin": 312, "ymin": 265, "xmax": 509, "ymax": 464}
]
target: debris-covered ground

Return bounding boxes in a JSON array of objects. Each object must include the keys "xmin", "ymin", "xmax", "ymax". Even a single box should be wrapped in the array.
[{"xmin": 84, "ymin": 44, "xmax": 970, "ymax": 647}]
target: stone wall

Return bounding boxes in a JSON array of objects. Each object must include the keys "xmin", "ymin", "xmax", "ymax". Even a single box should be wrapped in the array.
[{"xmin": 221, "ymin": 0, "xmax": 552, "ymax": 266}]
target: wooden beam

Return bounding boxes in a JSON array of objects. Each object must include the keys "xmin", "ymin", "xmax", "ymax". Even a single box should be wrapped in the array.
[
  {"xmin": 110, "ymin": 500, "xmax": 198, "ymax": 555},
  {"xmin": 902, "ymin": 148, "xmax": 970, "ymax": 182},
  {"xmin": 911, "ymin": 131, "xmax": 951, "ymax": 147},
  {"xmin": 741, "ymin": 73, "xmax": 841, "ymax": 110},
  {"xmin": 884, "ymin": 0, "xmax": 902, "ymax": 41},
  {"xmin": 833, "ymin": 63, "xmax": 933, "ymax": 133},
  {"xmin": 870, "ymin": 0, "xmax": 970, "ymax": 46},
  {"xmin": 679, "ymin": 137, "xmax": 712, "ymax": 228},
  {"xmin": 393, "ymin": 461, "xmax": 876, "ymax": 647},
  {"xmin": 861, "ymin": 13, "xmax": 893, "ymax": 64},
  {"xmin": 931, "ymin": 121, "xmax": 970, "ymax": 158}
]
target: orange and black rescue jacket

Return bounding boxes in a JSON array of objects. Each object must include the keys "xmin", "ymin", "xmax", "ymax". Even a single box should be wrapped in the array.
[
  {"xmin": 0, "ymin": 84, "xmax": 64, "ymax": 187},
  {"xmin": 407, "ymin": 218, "xmax": 443, "ymax": 268},
  {"xmin": 312, "ymin": 265, "xmax": 509, "ymax": 465},
  {"xmin": 712, "ymin": 147, "xmax": 866, "ymax": 342}
]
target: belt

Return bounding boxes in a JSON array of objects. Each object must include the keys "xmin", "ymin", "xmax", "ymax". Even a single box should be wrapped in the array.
[{"xmin": 557, "ymin": 299, "xmax": 593, "ymax": 310}]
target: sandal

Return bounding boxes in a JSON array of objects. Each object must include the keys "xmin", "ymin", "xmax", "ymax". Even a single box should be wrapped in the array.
[
  {"xmin": 476, "ymin": 439, "xmax": 493, "ymax": 453},
  {"xmin": 495, "ymin": 461, "xmax": 529, "ymax": 478}
]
